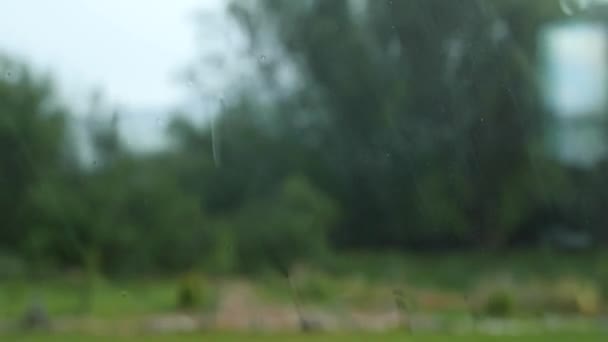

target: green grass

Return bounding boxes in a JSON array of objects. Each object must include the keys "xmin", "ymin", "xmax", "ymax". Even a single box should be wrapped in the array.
[
  {"xmin": 2, "ymin": 250, "xmax": 608, "ymax": 321},
  {"xmin": 0, "ymin": 277, "xmax": 214, "ymax": 319},
  {"xmin": 321, "ymin": 250, "xmax": 608, "ymax": 289},
  {"xmin": 3, "ymin": 332, "xmax": 607, "ymax": 342}
]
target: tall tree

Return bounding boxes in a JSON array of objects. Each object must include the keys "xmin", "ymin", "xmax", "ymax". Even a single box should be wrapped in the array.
[
  {"xmin": 219, "ymin": 0, "xmax": 566, "ymax": 248},
  {"xmin": 0, "ymin": 56, "xmax": 69, "ymax": 256}
]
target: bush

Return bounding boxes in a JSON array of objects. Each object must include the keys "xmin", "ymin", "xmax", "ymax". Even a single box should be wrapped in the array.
[
  {"xmin": 176, "ymin": 273, "xmax": 206, "ymax": 310},
  {"xmin": 470, "ymin": 276, "xmax": 517, "ymax": 318},
  {"xmin": 294, "ymin": 269, "xmax": 338, "ymax": 303},
  {"xmin": 230, "ymin": 175, "xmax": 339, "ymax": 273},
  {"xmin": 482, "ymin": 289, "xmax": 515, "ymax": 317},
  {"xmin": 471, "ymin": 276, "xmax": 603, "ymax": 317},
  {"xmin": 549, "ymin": 278, "xmax": 602, "ymax": 316}
]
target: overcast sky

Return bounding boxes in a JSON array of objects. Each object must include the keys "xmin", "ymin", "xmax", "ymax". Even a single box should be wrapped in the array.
[
  {"xmin": 0, "ymin": 0, "xmax": 234, "ymax": 150},
  {"xmin": 0, "ymin": 0, "xmax": 226, "ymax": 111},
  {"xmin": 544, "ymin": 22, "xmax": 608, "ymax": 117},
  {"xmin": 2, "ymin": 0, "xmax": 607, "ymax": 152}
]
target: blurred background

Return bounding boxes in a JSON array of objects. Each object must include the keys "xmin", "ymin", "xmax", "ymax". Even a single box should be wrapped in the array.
[{"xmin": 2, "ymin": 0, "xmax": 608, "ymax": 339}]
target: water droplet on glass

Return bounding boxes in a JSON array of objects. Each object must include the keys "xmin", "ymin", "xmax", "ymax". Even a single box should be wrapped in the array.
[
  {"xmin": 490, "ymin": 20, "xmax": 509, "ymax": 43},
  {"xmin": 258, "ymin": 55, "xmax": 266, "ymax": 64},
  {"xmin": 559, "ymin": 0, "xmax": 589, "ymax": 16},
  {"xmin": 560, "ymin": 0, "xmax": 576, "ymax": 15},
  {"xmin": 121, "ymin": 291, "xmax": 128, "ymax": 298},
  {"xmin": 480, "ymin": 117, "xmax": 485, "ymax": 123},
  {"xmin": 209, "ymin": 96, "xmax": 224, "ymax": 167},
  {"xmin": 211, "ymin": 115, "xmax": 221, "ymax": 168}
]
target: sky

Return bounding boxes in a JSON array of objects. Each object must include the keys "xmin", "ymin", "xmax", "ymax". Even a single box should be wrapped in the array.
[
  {"xmin": 0, "ymin": 0, "xmax": 226, "ymax": 111},
  {"xmin": 0, "ymin": 0, "xmax": 233, "ymax": 149},
  {"xmin": 2, "ymin": 0, "xmax": 607, "ymax": 152},
  {"xmin": 543, "ymin": 21, "xmax": 608, "ymax": 118},
  {"xmin": 542, "ymin": 20, "xmax": 608, "ymax": 167}
]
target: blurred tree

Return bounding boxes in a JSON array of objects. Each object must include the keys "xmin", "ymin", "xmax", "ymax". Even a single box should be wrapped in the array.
[
  {"xmin": 0, "ymin": 56, "xmax": 70, "ymax": 259},
  {"xmin": 217, "ymin": 0, "xmax": 569, "ymax": 249},
  {"xmin": 1, "ymin": 0, "xmax": 605, "ymax": 277},
  {"xmin": 230, "ymin": 175, "xmax": 339, "ymax": 273}
]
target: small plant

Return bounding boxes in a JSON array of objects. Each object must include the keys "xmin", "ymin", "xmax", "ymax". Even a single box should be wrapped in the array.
[
  {"xmin": 470, "ymin": 275, "xmax": 517, "ymax": 318},
  {"xmin": 393, "ymin": 288, "xmax": 415, "ymax": 332},
  {"xmin": 176, "ymin": 272, "xmax": 205, "ymax": 310},
  {"xmin": 21, "ymin": 296, "xmax": 50, "ymax": 331},
  {"xmin": 297, "ymin": 273, "xmax": 336, "ymax": 303},
  {"xmin": 549, "ymin": 278, "xmax": 602, "ymax": 316},
  {"xmin": 482, "ymin": 289, "xmax": 515, "ymax": 317}
]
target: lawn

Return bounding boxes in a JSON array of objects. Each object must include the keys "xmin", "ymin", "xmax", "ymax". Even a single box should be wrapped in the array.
[
  {"xmin": 3, "ymin": 332, "xmax": 607, "ymax": 342},
  {"xmin": 2, "ymin": 250, "xmax": 607, "ymax": 318},
  {"xmin": 0, "ymin": 278, "xmax": 187, "ymax": 319},
  {"xmin": 2, "ymin": 251, "xmax": 608, "ymax": 337}
]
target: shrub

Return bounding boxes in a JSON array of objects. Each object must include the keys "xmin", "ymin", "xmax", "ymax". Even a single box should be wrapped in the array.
[
  {"xmin": 470, "ymin": 276, "xmax": 517, "ymax": 318},
  {"xmin": 482, "ymin": 289, "xmax": 515, "ymax": 317},
  {"xmin": 471, "ymin": 276, "xmax": 603, "ymax": 317},
  {"xmin": 176, "ymin": 273, "xmax": 206, "ymax": 310},
  {"xmin": 549, "ymin": 278, "xmax": 602, "ymax": 316},
  {"xmin": 230, "ymin": 175, "xmax": 339, "ymax": 273},
  {"xmin": 295, "ymin": 269, "xmax": 338, "ymax": 303}
]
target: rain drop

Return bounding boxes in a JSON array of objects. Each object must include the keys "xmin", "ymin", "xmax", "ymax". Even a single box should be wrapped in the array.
[
  {"xmin": 560, "ymin": 0, "xmax": 576, "ymax": 15},
  {"xmin": 258, "ymin": 55, "xmax": 266, "ymax": 63},
  {"xmin": 211, "ymin": 116, "xmax": 221, "ymax": 167},
  {"xmin": 559, "ymin": 0, "xmax": 590, "ymax": 16},
  {"xmin": 211, "ymin": 97, "xmax": 223, "ymax": 167}
]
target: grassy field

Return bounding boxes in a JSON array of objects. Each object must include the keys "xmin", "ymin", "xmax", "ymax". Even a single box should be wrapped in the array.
[
  {"xmin": 4, "ymin": 332, "xmax": 607, "ymax": 342},
  {"xmin": 0, "ymin": 278, "xmax": 190, "ymax": 319},
  {"xmin": 1, "ymin": 251, "xmax": 608, "ymax": 337}
]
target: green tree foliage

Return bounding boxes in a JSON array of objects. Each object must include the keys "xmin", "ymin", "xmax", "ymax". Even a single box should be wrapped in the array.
[
  {"xmin": 220, "ymin": 0, "xmax": 583, "ymax": 249},
  {"xmin": 0, "ymin": 56, "xmax": 69, "ymax": 259},
  {"xmin": 0, "ymin": 57, "xmax": 214, "ymax": 274},
  {"xmin": 230, "ymin": 175, "xmax": 338, "ymax": 273},
  {"xmin": 1, "ymin": 0, "xmax": 607, "ymax": 276}
]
